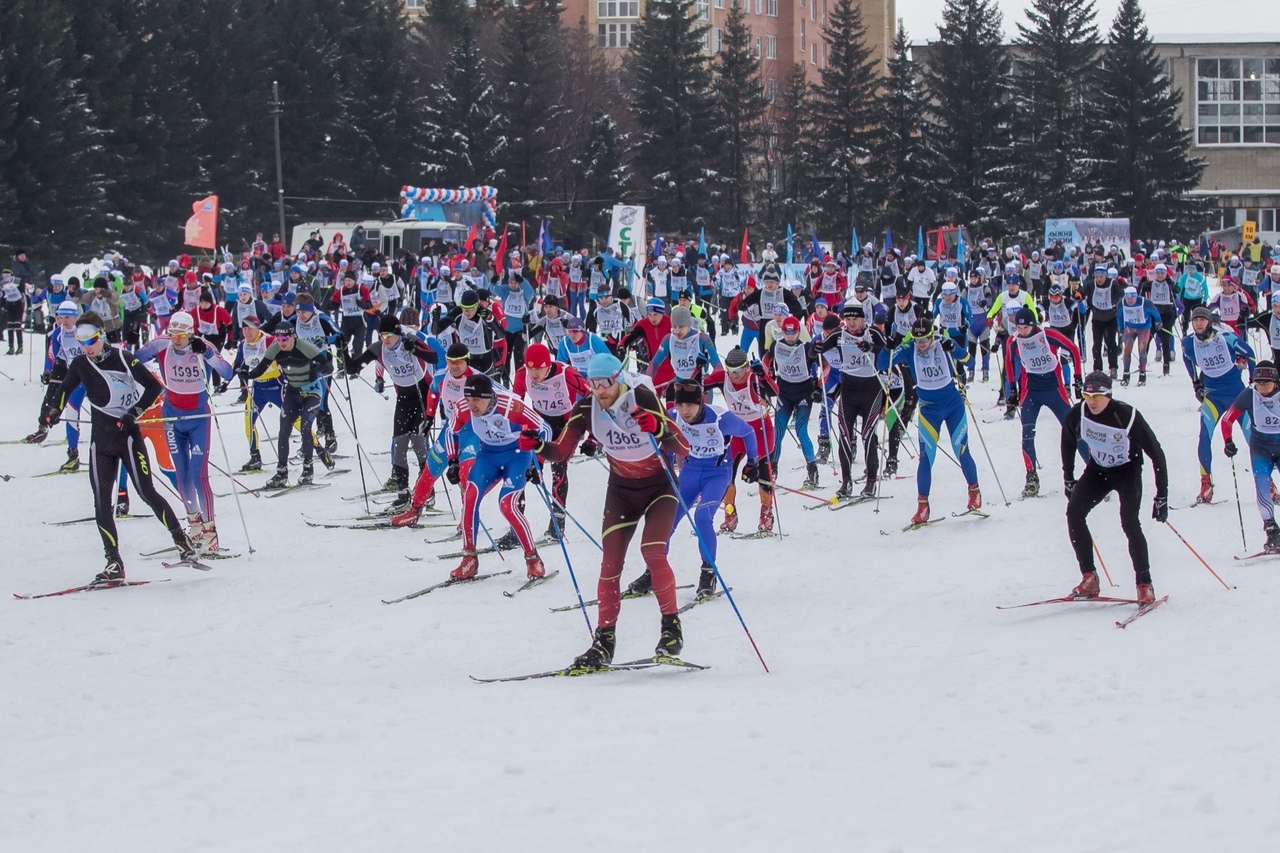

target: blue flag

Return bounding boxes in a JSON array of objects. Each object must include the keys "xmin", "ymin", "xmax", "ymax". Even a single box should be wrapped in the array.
[
  {"xmin": 810, "ymin": 228, "xmax": 822, "ymax": 263},
  {"xmin": 917, "ymin": 226, "xmax": 925, "ymax": 260},
  {"xmin": 540, "ymin": 219, "xmax": 553, "ymax": 257},
  {"xmin": 699, "ymin": 227, "xmax": 706, "ymax": 258},
  {"xmin": 786, "ymin": 224, "xmax": 793, "ymax": 264},
  {"xmin": 956, "ymin": 229, "xmax": 966, "ymax": 271},
  {"xmin": 851, "ymin": 227, "xmax": 859, "ymax": 257},
  {"xmin": 885, "ymin": 227, "xmax": 893, "ymax": 254}
]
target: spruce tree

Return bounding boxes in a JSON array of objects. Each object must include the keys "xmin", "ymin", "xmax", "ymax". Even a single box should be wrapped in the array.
[
  {"xmin": 420, "ymin": 21, "xmax": 506, "ymax": 189},
  {"xmin": 801, "ymin": 0, "xmax": 880, "ymax": 235},
  {"xmin": 760, "ymin": 63, "xmax": 812, "ymax": 240},
  {"xmin": 1089, "ymin": 0, "xmax": 1210, "ymax": 236},
  {"xmin": 922, "ymin": 0, "xmax": 1016, "ymax": 236},
  {"xmin": 627, "ymin": 0, "xmax": 720, "ymax": 232},
  {"xmin": 1011, "ymin": 0, "xmax": 1102, "ymax": 231},
  {"xmin": 711, "ymin": 2, "xmax": 768, "ymax": 234},
  {"xmin": 873, "ymin": 24, "xmax": 937, "ymax": 238},
  {"xmin": 571, "ymin": 108, "xmax": 630, "ymax": 241}
]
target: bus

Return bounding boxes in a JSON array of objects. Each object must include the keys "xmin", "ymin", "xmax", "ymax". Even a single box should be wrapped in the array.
[{"xmin": 290, "ymin": 219, "xmax": 470, "ymax": 259}]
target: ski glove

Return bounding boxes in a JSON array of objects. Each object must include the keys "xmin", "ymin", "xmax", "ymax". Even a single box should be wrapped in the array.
[
  {"xmin": 1193, "ymin": 380, "xmax": 1205, "ymax": 402},
  {"xmin": 525, "ymin": 464, "xmax": 541, "ymax": 485},
  {"xmin": 517, "ymin": 429, "xmax": 544, "ymax": 452},
  {"xmin": 1072, "ymin": 378, "xmax": 1083, "ymax": 401},
  {"xmin": 189, "ymin": 337, "xmax": 207, "ymax": 354},
  {"xmin": 1064, "ymin": 478, "xmax": 1076, "ymax": 499},
  {"xmin": 632, "ymin": 408, "xmax": 661, "ymax": 435},
  {"xmin": 1152, "ymin": 495, "xmax": 1169, "ymax": 523},
  {"xmin": 39, "ymin": 370, "xmax": 49, "ymax": 385},
  {"xmin": 445, "ymin": 459, "xmax": 461, "ymax": 485},
  {"xmin": 580, "ymin": 439, "xmax": 599, "ymax": 457},
  {"xmin": 1225, "ymin": 439, "xmax": 1238, "ymax": 458},
  {"xmin": 741, "ymin": 459, "xmax": 761, "ymax": 484}
]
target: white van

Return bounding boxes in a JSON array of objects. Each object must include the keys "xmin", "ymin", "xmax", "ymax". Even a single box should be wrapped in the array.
[{"xmin": 290, "ymin": 219, "xmax": 470, "ymax": 259}]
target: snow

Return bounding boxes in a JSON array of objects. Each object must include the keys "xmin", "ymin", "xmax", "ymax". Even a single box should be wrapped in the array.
[{"xmin": 3, "ymin": 341, "xmax": 1279, "ymax": 851}]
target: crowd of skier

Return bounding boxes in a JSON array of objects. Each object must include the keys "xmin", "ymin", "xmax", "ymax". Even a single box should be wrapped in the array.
[{"xmin": 6, "ymin": 230, "xmax": 1280, "ymax": 668}]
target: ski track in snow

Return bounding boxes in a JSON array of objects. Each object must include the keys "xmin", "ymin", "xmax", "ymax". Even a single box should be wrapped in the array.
[{"xmin": 2, "ymin": 351, "xmax": 1277, "ymax": 852}]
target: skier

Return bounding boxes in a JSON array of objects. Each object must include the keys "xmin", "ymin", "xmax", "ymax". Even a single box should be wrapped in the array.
[
  {"xmin": 646, "ymin": 305, "xmax": 720, "ymax": 399},
  {"xmin": 584, "ymin": 285, "xmax": 633, "ymax": 355},
  {"xmin": 1183, "ymin": 305, "xmax": 1254, "ymax": 504},
  {"xmin": 1221, "ymin": 360, "xmax": 1280, "ymax": 553},
  {"xmin": 816, "ymin": 304, "xmax": 889, "ymax": 498},
  {"xmin": 1080, "ymin": 266, "xmax": 1124, "ymax": 376},
  {"xmin": 1208, "ymin": 275, "xmax": 1254, "ymax": 336},
  {"xmin": 232, "ymin": 315, "xmax": 283, "ymax": 473},
  {"xmin": 135, "ymin": 311, "xmax": 236, "ymax": 554},
  {"xmin": 1004, "ymin": 306, "xmax": 1083, "ymax": 497},
  {"xmin": 1117, "ymin": 285, "xmax": 1163, "ymax": 386},
  {"xmin": 964, "ymin": 268, "xmax": 995, "ymax": 382},
  {"xmin": 40, "ymin": 311, "xmax": 195, "ymax": 582},
  {"xmin": 666, "ymin": 380, "xmax": 761, "ymax": 597},
  {"xmin": 1060, "ymin": 371, "xmax": 1168, "ymax": 605},
  {"xmin": 764, "ymin": 315, "xmax": 821, "ymax": 490},
  {"xmin": 1140, "ymin": 262, "xmax": 1179, "ymax": 375},
  {"xmin": 518, "ymin": 352, "xmax": 691, "ymax": 670},
  {"xmin": 244, "ymin": 321, "xmax": 336, "ymax": 488},
  {"xmin": 713, "ymin": 346, "xmax": 777, "ymax": 535},
  {"xmin": 511, "ymin": 342, "xmax": 592, "ymax": 538},
  {"xmin": 888, "ymin": 316, "xmax": 982, "ymax": 525},
  {"xmin": 446, "ymin": 373, "xmax": 552, "ymax": 581},
  {"xmin": 2, "ymin": 268, "xmax": 27, "ymax": 354}
]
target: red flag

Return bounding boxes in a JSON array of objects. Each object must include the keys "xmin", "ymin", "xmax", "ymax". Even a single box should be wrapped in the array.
[
  {"xmin": 494, "ymin": 229, "xmax": 509, "ymax": 275},
  {"xmin": 740, "ymin": 227, "xmax": 749, "ymax": 263},
  {"xmin": 465, "ymin": 223, "xmax": 478, "ymax": 252},
  {"xmin": 184, "ymin": 195, "xmax": 218, "ymax": 250}
]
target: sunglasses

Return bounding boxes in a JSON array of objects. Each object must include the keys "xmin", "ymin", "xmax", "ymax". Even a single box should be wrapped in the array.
[
  {"xmin": 74, "ymin": 328, "xmax": 103, "ymax": 344},
  {"xmin": 1081, "ymin": 391, "xmax": 1111, "ymax": 400},
  {"xmin": 275, "ymin": 331, "xmax": 295, "ymax": 339},
  {"xmin": 589, "ymin": 374, "xmax": 618, "ymax": 390}
]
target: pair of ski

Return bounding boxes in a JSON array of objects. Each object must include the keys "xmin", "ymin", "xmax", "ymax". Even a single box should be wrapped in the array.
[
  {"xmin": 44, "ymin": 514, "xmax": 149, "ymax": 527},
  {"xmin": 997, "ymin": 593, "xmax": 1169, "ymax": 628},
  {"xmin": 302, "ymin": 511, "xmax": 449, "ymax": 531},
  {"xmin": 897, "ymin": 507, "xmax": 990, "ymax": 533},
  {"xmin": 472, "ymin": 654, "xmax": 710, "ymax": 684},
  {"xmin": 727, "ymin": 528, "xmax": 780, "ymax": 540},
  {"xmin": 546, "ymin": 585, "xmax": 724, "ymax": 615},
  {"xmin": 0, "ymin": 437, "xmax": 66, "ymax": 446},
  {"xmin": 382, "ymin": 568, "xmax": 559, "ymax": 604},
  {"xmin": 34, "ymin": 467, "xmax": 87, "ymax": 478},
  {"xmin": 15, "ymin": 578, "xmax": 172, "ymax": 600},
  {"xmin": 1235, "ymin": 549, "xmax": 1280, "ymax": 562},
  {"xmin": 255, "ymin": 482, "xmax": 332, "ymax": 498},
  {"xmin": 432, "ymin": 535, "xmax": 557, "ymax": 561}
]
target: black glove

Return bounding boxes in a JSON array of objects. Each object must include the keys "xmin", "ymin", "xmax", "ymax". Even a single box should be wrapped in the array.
[
  {"xmin": 1064, "ymin": 478, "xmax": 1076, "ymax": 499},
  {"xmin": 118, "ymin": 411, "xmax": 138, "ymax": 430},
  {"xmin": 1193, "ymin": 380, "xmax": 1205, "ymax": 402},
  {"xmin": 1152, "ymin": 494, "xmax": 1168, "ymax": 523},
  {"xmin": 526, "ymin": 464, "xmax": 541, "ymax": 485},
  {"xmin": 236, "ymin": 366, "xmax": 249, "ymax": 383},
  {"xmin": 857, "ymin": 339, "xmax": 871, "ymax": 352},
  {"xmin": 1073, "ymin": 378, "xmax": 1083, "ymax": 401},
  {"xmin": 39, "ymin": 370, "xmax": 50, "ymax": 385},
  {"xmin": 580, "ymin": 439, "xmax": 599, "ymax": 457},
  {"xmin": 423, "ymin": 413, "xmax": 435, "ymax": 432},
  {"xmin": 43, "ymin": 407, "xmax": 61, "ymax": 427},
  {"xmin": 750, "ymin": 362, "xmax": 765, "ymax": 377},
  {"xmin": 445, "ymin": 459, "xmax": 460, "ymax": 485},
  {"xmin": 189, "ymin": 337, "xmax": 207, "ymax": 354},
  {"xmin": 811, "ymin": 386, "xmax": 824, "ymax": 403},
  {"xmin": 741, "ymin": 458, "xmax": 761, "ymax": 484},
  {"xmin": 346, "ymin": 361, "xmax": 362, "ymax": 377},
  {"xmin": 1224, "ymin": 439, "xmax": 1238, "ymax": 458},
  {"xmin": 941, "ymin": 337, "xmax": 955, "ymax": 352}
]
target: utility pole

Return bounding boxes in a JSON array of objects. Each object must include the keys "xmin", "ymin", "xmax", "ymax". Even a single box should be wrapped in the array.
[{"xmin": 270, "ymin": 81, "xmax": 287, "ymax": 245}]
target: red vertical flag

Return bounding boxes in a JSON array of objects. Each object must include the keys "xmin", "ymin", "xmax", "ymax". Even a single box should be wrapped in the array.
[
  {"xmin": 740, "ymin": 227, "xmax": 750, "ymax": 263},
  {"xmin": 465, "ymin": 222, "xmax": 478, "ymax": 252},
  {"xmin": 184, "ymin": 195, "xmax": 219, "ymax": 250},
  {"xmin": 494, "ymin": 228, "xmax": 509, "ymax": 275}
]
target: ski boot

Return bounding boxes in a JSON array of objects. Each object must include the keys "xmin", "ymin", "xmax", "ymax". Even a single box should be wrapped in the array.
[
  {"xmin": 1137, "ymin": 373, "xmax": 1146, "ymax": 387},
  {"xmin": 911, "ymin": 496, "xmax": 930, "ymax": 525},
  {"xmin": 390, "ymin": 502, "xmax": 424, "ymax": 528},
  {"xmin": 186, "ymin": 512, "xmax": 204, "ymax": 544},
  {"xmin": 719, "ymin": 507, "xmax": 739, "ymax": 533},
  {"xmin": 572, "ymin": 626, "xmax": 616, "ymax": 670},
  {"xmin": 758, "ymin": 503, "xmax": 774, "ymax": 534},
  {"xmin": 816, "ymin": 436, "xmax": 831, "ymax": 465},
  {"xmin": 59, "ymin": 448, "xmax": 80, "ymax": 472},
  {"xmin": 967, "ymin": 484, "xmax": 983, "ymax": 511},
  {"xmin": 1162, "ymin": 362, "xmax": 1171, "ymax": 377},
  {"xmin": 1136, "ymin": 582, "xmax": 1156, "ymax": 606},
  {"xmin": 1197, "ymin": 474, "xmax": 1214, "ymax": 504},
  {"xmin": 803, "ymin": 461, "xmax": 819, "ymax": 490},
  {"xmin": 524, "ymin": 551, "xmax": 546, "ymax": 580},
  {"xmin": 23, "ymin": 425, "xmax": 47, "ymax": 444},
  {"xmin": 1121, "ymin": 372, "xmax": 1131, "ymax": 387},
  {"xmin": 1264, "ymin": 519, "xmax": 1280, "ymax": 554},
  {"xmin": 544, "ymin": 510, "xmax": 566, "ymax": 540},
  {"xmin": 235, "ymin": 386, "xmax": 248, "ymax": 404},
  {"xmin": 174, "ymin": 529, "xmax": 198, "ymax": 562},
  {"xmin": 884, "ymin": 456, "xmax": 898, "ymax": 476},
  {"xmin": 1070, "ymin": 572, "xmax": 1100, "ymax": 598},
  {"xmin": 325, "ymin": 433, "xmax": 338, "ymax": 454},
  {"xmin": 859, "ymin": 477, "xmax": 877, "ymax": 499},
  {"xmin": 298, "ymin": 463, "xmax": 314, "ymax": 486},
  {"xmin": 494, "ymin": 529, "xmax": 521, "ymax": 551},
  {"xmin": 450, "ymin": 550, "xmax": 479, "ymax": 580},
  {"xmin": 14, "ymin": 342, "xmax": 21, "ymax": 355},
  {"xmin": 835, "ymin": 480, "xmax": 854, "ymax": 500},
  {"xmin": 383, "ymin": 466, "xmax": 409, "ymax": 492},
  {"xmin": 1022, "ymin": 470, "xmax": 1040, "ymax": 498},
  {"xmin": 93, "ymin": 557, "xmax": 126, "ymax": 586},
  {"xmin": 625, "ymin": 569, "xmax": 653, "ymax": 596},
  {"xmin": 696, "ymin": 562, "xmax": 717, "ymax": 599},
  {"xmin": 198, "ymin": 520, "xmax": 219, "ymax": 555},
  {"xmin": 265, "ymin": 468, "xmax": 290, "ymax": 489},
  {"xmin": 981, "ymin": 368, "xmax": 989, "ymax": 383},
  {"xmin": 655, "ymin": 613, "xmax": 684, "ymax": 658},
  {"xmin": 1108, "ymin": 367, "xmax": 1118, "ymax": 380},
  {"xmin": 239, "ymin": 450, "xmax": 263, "ymax": 472},
  {"xmin": 1003, "ymin": 402, "xmax": 1017, "ymax": 420}
]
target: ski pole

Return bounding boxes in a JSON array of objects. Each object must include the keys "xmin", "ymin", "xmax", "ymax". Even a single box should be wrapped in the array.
[
  {"xmin": 211, "ymin": 415, "xmax": 257, "ymax": 554},
  {"xmin": 338, "ymin": 368, "xmax": 373, "ymax": 514},
  {"xmin": 962, "ymin": 392, "xmax": 1010, "ymax": 506},
  {"xmin": 1091, "ymin": 540, "xmax": 1117, "ymax": 588},
  {"xmin": 1163, "ymin": 520, "xmax": 1234, "ymax": 590},
  {"xmin": 0, "ymin": 366, "xmax": 14, "ymax": 381},
  {"xmin": 545, "ymin": 487, "xmax": 603, "ymax": 551},
  {"xmin": 761, "ymin": 478, "xmax": 838, "ymax": 504},
  {"xmin": 358, "ymin": 373, "xmax": 388, "ymax": 400},
  {"xmin": 206, "ymin": 460, "xmax": 263, "ymax": 498},
  {"xmin": 648, "ymin": 434, "xmax": 770, "ymax": 673},
  {"xmin": 1230, "ymin": 455, "xmax": 1248, "ymax": 550},
  {"xmin": 530, "ymin": 473, "xmax": 593, "ymax": 638}
]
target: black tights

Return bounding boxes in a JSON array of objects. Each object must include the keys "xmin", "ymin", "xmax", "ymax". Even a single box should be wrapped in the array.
[{"xmin": 88, "ymin": 427, "xmax": 183, "ymax": 562}]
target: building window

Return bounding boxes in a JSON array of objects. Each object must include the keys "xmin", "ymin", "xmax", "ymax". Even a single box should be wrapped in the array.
[
  {"xmin": 811, "ymin": 43, "xmax": 817, "ymax": 65},
  {"xmin": 765, "ymin": 34, "xmax": 777, "ymax": 60},
  {"xmin": 715, "ymin": 27, "xmax": 724, "ymax": 52},
  {"xmin": 696, "ymin": 0, "xmax": 708, "ymax": 19},
  {"xmin": 715, "ymin": 0, "xmax": 724, "ymax": 8},
  {"xmin": 1197, "ymin": 57, "xmax": 1280, "ymax": 146},
  {"xmin": 754, "ymin": 0, "xmax": 762, "ymax": 13},
  {"xmin": 597, "ymin": 22, "xmax": 634, "ymax": 48},
  {"xmin": 597, "ymin": 0, "xmax": 639, "ymax": 17},
  {"xmin": 405, "ymin": 0, "xmax": 424, "ymax": 8},
  {"xmin": 754, "ymin": 36, "xmax": 761, "ymax": 59},
  {"xmin": 767, "ymin": 0, "xmax": 777, "ymax": 15},
  {"xmin": 765, "ymin": 77, "xmax": 777, "ymax": 103}
]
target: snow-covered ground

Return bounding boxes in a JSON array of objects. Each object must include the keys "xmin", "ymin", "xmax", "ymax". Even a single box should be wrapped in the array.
[{"xmin": 3, "ymin": 340, "xmax": 1278, "ymax": 852}]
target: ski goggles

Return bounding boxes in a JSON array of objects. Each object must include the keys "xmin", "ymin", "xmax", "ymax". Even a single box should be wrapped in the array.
[
  {"xmin": 588, "ymin": 373, "xmax": 619, "ymax": 390},
  {"xmin": 74, "ymin": 325, "xmax": 103, "ymax": 345}
]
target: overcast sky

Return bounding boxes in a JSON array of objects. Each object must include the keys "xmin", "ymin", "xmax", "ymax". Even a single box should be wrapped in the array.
[{"xmin": 896, "ymin": 0, "xmax": 1274, "ymax": 42}]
